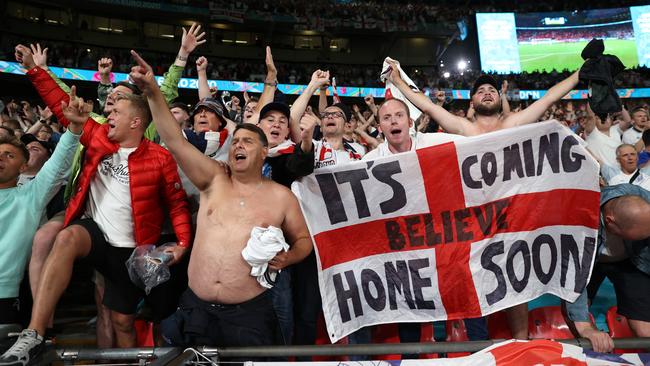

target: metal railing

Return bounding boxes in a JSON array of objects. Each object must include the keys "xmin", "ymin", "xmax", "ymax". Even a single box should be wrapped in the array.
[{"xmin": 48, "ymin": 338, "xmax": 650, "ymax": 364}]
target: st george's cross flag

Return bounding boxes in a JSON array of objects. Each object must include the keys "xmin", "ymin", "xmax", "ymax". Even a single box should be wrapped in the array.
[{"xmin": 292, "ymin": 122, "xmax": 600, "ymax": 342}]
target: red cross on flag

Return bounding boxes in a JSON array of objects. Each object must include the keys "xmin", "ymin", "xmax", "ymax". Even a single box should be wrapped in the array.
[{"xmin": 292, "ymin": 122, "xmax": 600, "ymax": 342}]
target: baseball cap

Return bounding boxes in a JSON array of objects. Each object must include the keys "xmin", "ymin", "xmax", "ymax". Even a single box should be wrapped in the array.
[
  {"xmin": 21, "ymin": 134, "xmax": 53, "ymax": 156},
  {"xmin": 191, "ymin": 98, "xmax": 227, "ymax": 128},
  {"xmin": 259, "ymin": 102, "xmax": 291, "ymax": 121},
  {"xmin": 471, "ymin": 75, "xmax": 499, "ymax": 96}
]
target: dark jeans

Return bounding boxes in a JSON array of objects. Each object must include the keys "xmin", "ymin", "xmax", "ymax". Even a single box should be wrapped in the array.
[
  {"xmin": 161, "ymin": 288, "xmax": 282, "ymax": 352},
  {"xmin": 270, "ymin": 267, "xmax": 293, "ymax": 345}
]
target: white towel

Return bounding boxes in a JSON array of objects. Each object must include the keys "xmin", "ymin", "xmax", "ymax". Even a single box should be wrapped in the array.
[
  {"xmin": 241, "ymin": 226, "xmax": 290, "ymax": 289},
  {"xmin": 380, "ymin": 57, "xmax": 421, "ymax": 136}
]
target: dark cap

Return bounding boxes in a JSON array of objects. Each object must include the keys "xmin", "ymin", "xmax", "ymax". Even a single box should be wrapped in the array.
[
  {"xmin": 191, "ymin": 98, "xmax": 227, "ymax": 128},
  {"xmin": 20, "ymin": 134, "xmax": 53, "ymax": 156},
  {"xmin": 471, "ymin": 75, "xmax": 499, "ymax": 96},
  {"xmin": 259, "ymin": 102, "xmax": 291, "ymax": 121},
  {"xmin": 331, "ymin": 103, "xmax": 351, "ymax": 122}
]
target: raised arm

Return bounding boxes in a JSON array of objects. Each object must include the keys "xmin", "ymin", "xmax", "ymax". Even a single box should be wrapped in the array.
[
  {"xmin": 618, "ymin": 104, "xmax": 632, "ymax": 131},
  {"xmin": 318, "ymin": 86, "xmax": 329, "ymax": 113},
  {"xmin": 501, "ymin": 80, "xmax": 511, "ymax": 115},
  {"xmin": 196, "ymin": 56, "xmax": 211, "ymax": 100},
  {"xmin": 248, "ymin": 47, "xmax": 279, "ymax": 125},
  {"xmin": 289, "ymin": 70, "xmax": 330, "ymax": 143},
  {"xmin": 503, "ymin": 70, "xmax": 579, "ymax": 128},
  {"xmin": 385, "ymin": 60, "xmax": 469, "ymax": 135},
  {"xmin": 583, "ymin": 102, "xmax": 597, "ymax": 135},
  {"xmin": 130, "ymin": 50, "xmax": 223, "ymax": 191}
]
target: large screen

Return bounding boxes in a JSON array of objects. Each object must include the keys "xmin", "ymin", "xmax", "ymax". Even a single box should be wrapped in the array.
[{"xmin": 477, "ymin": 5, "xmax": 650, "ymax": 73}]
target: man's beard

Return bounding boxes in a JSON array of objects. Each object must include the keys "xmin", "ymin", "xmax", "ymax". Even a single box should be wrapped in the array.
[{"xmin": 474, "ymin": 101, "xmax": 501, "ymax": 116}]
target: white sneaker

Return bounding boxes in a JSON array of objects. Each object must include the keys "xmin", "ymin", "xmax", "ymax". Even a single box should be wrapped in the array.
[{"xmin": 0, "ymin": 329, "xmax": 44, "ymax": 366}]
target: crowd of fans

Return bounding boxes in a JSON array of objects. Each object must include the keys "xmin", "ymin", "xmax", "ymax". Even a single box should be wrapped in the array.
[
  {"xmin": 0, "ymin": 16, "xmax": 650, "ymax": 365},
  {"xmin": 517, "ymin": 25, "xmax": 635, "ymax": 43},
  {"xmin": 2, "ymin": 36, "xmax": 650, "ymax": 90}
]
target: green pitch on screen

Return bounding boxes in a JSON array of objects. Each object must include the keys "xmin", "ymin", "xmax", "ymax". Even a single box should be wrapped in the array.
[{"xmin": 519, "ymin": 39, "xmax": 639, "ymax": 72}]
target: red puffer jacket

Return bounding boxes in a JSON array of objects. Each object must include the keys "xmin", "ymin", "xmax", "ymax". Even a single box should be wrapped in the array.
[{"xmin": 27, "ymin": 67, "xmax": 192, "ymax": 248}]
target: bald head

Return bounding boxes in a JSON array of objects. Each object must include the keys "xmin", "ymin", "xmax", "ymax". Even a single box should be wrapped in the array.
[{"xmin": 603, "ymin": 195, "xmax": 650, "ymax": 240}]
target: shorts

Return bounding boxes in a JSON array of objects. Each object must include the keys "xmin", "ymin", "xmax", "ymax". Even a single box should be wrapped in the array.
[
  {"xmin": 587, "ymin": 259, "xmax": 650, "ymax": 322},
  {"xmin": 0, "ymin": 298, "xmax": 20, "ymax": 325},
  {"xmin": 161, "ymin": 288, "xmax": 282, "ymax": 349},
  {"xmin": 73, "ymin": 219, "xmax": 187, "ymax": 320}
]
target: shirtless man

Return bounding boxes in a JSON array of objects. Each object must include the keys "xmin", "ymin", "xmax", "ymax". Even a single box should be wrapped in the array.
[
  {"xmin": 129, "ymin": 51, "xmax": 313, "ymax": 347},
  {"xmin": 385, "ymin": 59, "xmax": 580, "ymax": 136}
]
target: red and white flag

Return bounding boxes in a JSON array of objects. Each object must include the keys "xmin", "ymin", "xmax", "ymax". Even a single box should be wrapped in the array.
[{"xmin": 292, "ymin": 122, "xmax": 600, "ymax": 342}]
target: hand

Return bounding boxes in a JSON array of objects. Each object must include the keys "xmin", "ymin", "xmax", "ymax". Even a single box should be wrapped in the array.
[
  {"xmin": 6, "ymin": 100, "xmax": 19, "ymax": 113},
  {"xmin": 15, "ymin": 44, "xmax": 36, "ymax": 70},
  {"xmin": 180, "ymin": 23, "xmax": 206, "ymax": 56},
  {"xmin": 243, "ymin": 90, "xmax": 250, "ymax": 104},
  {"xmin": 265, "ymin": 46, "xmax": 277, "ymax": 82},
  {"xmin": 352, "ymin": 104, "xmax": 360, "ymax": 113},
  {"xmin": 385, "ymin": 59, "xmax": 402, "ymax": 84},
  {"xmin": 162, "ymin": 244, "xmax": 188, "ymax": 266},
  {"xmin": 331, "ymin": 77, "xmax": 337, "ymax": 91},
  {"xmin": 61, "ymin": 86, "xmax": 92, "ymax": 132},
  {"xmin": 501, "ymin": 80, "xmax": 508, "ymax": 94},
  {"xmin": 37, "ymin": 105, "xmax": 53, "ymax": 121},
  {"xmin": 269, "ymin": 251, "xmax": 291, "ymax": 271},
  {"xmin": 22, "ymin": 102, "xmax": 35, "ymax": 121},
  {"xmin": 98, "ymin": 57, "xmax": 113, "ymax": 75},
  {"xmin": 30, "ymin": 44, "xmax": 48, "ymax": 70},
  {"xmin": 364, "ymin": 95, "xmax": 375, "ymax": 107},
  {"xmin": 129, "ymin": 50, "xmax": 157, "ymax": 95},
  {"xmin": 231, "ymin": 95, "xmax": 240, "ymax": 107},
  {"xmin": 310, "ymin": 69, "xmax": 330, "ymax": 89},
  {"xmin": 581, "ymin": 327, "xmax": 614, "ymax": 353},
  {"xmin": 300, "ymin": 112, "xmax": 319, "ymax": 141},
  {"xmin": 196, "ymin": 56, "xmax": 208, "ymax": 73},
  {"xmin": 210, "ymin": 86, "xmax": 218, "ymax": 98}
]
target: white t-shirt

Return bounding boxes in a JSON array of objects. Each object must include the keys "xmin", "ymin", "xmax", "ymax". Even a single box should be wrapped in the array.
[
  {"xmin": 608, "ymin": 170, "xmax": 650, "ymax": 191},
  {"xmin": 622, "ymin": 127, "xmax": 643, "ymax": 145},
  {"xmin": 585, "ymin": 125, "xmax": 622, "ymax": 168},
  {"xmin": 313, "ymin": 140, "xmax": 361, "ymax": 170},
  {"xmin": 363, "ymin": 132, "xmax": 464, "ymax": 160},
  {"xmin": 85, "ymin": 147, "xmax": 137, "ymax": 248}
]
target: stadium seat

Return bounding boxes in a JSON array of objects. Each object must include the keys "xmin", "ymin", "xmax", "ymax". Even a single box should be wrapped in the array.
[
  {"xmin": 371, "ymin": 323, "xmax": 402, "ymax": 360},
  {"xmin": 487, "ymin": 311, "xmax": 513, "ymax": 340},
  {"xmin": 606, "ymin": 306, "xmax": 644, "ymax": 354},
  {"xmin": 313, "ymin": 313, "xmax": 349, "ymax": 361},
  {"xmin": 134, "ymin": 319, "xmax": 154, "ymax": 347},
  {"xmin": 528, "ymin": 306, "xmax": 572, "ymax": 340},
  {"xmin": 419, "ymin": 323, "xmax": 438, "ymax": 359},
  {"xmin": 445, "ymin": 319, "xmax": 471, "ymax": 357}
]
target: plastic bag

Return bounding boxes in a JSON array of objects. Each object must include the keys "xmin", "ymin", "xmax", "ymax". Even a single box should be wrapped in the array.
[{"xmin": 125, "ymin": 243, "xmax": 174, "ymax": 294}]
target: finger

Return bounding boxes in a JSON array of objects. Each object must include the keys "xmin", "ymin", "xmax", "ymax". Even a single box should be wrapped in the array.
[
  {"xmin": 30, "ymin": 44, "xmax": 37, "ymax": 54},
  {"xmin": 37, "ymin": 43, "xmax": 42, "ymax": 54},
  {"xmin": 130, "ymin": 50, "xmax": 150, "ymax": 70},
  {"xmin": 196, "ymin": 39, "xmax": 207, "ymax": 45},
  {"xmin": 69, "ymin": 85, "xmax": 77, "ymax": 100},
  {"xmin": 43, "ymin": 48, "xmax": 48, "ymax": 57},
  {"xmin": 194, "ymin": 24, "xmax": 202, "ymax": 34},
  {"xmin": 61, "ymin": 100, "xmax": 69, "ymax": 110}
]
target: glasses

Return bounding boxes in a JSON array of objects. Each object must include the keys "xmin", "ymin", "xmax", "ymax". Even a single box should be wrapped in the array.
[{"xmin": 320, "ymin": 111, "xmax": 344, "ymax": 119}]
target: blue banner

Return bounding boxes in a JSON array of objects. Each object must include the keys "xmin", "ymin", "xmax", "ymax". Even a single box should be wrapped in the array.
[{"xmin": 2, "ymin": 61, "xmax": 649, "ymax": 99}]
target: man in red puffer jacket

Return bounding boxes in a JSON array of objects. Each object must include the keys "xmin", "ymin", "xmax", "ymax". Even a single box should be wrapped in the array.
[{"xmin": 0, "ymin": 49, "xmax": 192, "ymax": 365}]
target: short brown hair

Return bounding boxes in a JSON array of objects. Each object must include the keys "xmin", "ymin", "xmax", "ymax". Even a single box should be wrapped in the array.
[
  {"xmin": 0, "ymin": 136, "xmax": 29, "ymax": 162},
  {"xmin": 378, "ymin": 98, "xmax": 411, "ymax": 120},
  {"xmin": 114, "ymin": 93, "xmax": 152, "ymax": 129},
  {"xmin": 235, "ymin": 123, "xmax": 268, "ymax": 147}
]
